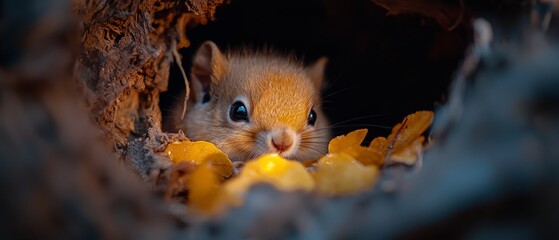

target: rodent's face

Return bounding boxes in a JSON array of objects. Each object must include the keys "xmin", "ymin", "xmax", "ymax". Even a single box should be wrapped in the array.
[{"xmin": 183, "ymin": 41, "xmax": 331, "ymax": 162}]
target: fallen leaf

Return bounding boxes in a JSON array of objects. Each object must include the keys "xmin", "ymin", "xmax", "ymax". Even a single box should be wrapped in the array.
[
  {"xmin": 369, "ymin": 136, "xmax": 388, "ymax": 154},
  {"xmin": 328, "ymin": 129, "xmax": 368, "ymax": 154},
  {"xmin": 224, "ymin": 154, "xmax": 315, "ymax": 200},
  {"xmin": 342, "ymin": 146, "xmax": 384, "ymax": 166},
  {"xmin": 313, "ymin": 153, "xmax": 379, "ymax": 196},
  {"xmin": 165, "ymin": 140, "xmax": 234, "ymax": 180},
  {"xmin": 187, "ymin": 164, "xmax": 225, "ymax": 213},
  {"xmin": 384, "ymin": 111, "xmax": 434, "ymax": 157},
  {"xmin": 328, "ymin": 128, "xmax": 384, "ymax": 166},
  {"xmin": 390, "ymin": 136, "xmax": 425, "ymax": 165}
]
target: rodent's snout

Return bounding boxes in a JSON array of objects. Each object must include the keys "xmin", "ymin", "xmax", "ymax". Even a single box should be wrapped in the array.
[
  {"xmin": 271, "ymin": 134, "xmax": 293, "ymax": 152},
  {"xmin": 267, "ymin": 128, "xmax": 297, "ymax": 154}
]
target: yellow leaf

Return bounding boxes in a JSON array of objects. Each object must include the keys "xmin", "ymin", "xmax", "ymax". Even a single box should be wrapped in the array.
[
  {"xmin": 384, "ymin": 111, "xmax": 434, "ymax": 155},
  {"xmin": 391, "ymin": 136, "xmax": 424, "ymax": 165},
  {"xmin": 313, "ymin": 153, "xmax": 379, "ymax": 196},
  {"xmin": 327, "ymin": 129, "xmax": 383, "ymax": 166},
  {"xmin": 368, "ymin": 137, "xmax": 388, "ymax": 155},
  {"xmin": 186, "ymin": 164, "xmax": 224, "ymax": 213},
  {"xmin": 224, "ymin": 154, "xmax": 315, "ymax": 199},
  {"xmin": 342, "ymin": 146, "xmax": 384, "ymax": 166},
  {"xmin": 328, "ymin": 129, "xmax": 368, "ymax": 153},
  {"xmin": 165, "ymin": 140, "xmax": 233, "ymax": 180}
]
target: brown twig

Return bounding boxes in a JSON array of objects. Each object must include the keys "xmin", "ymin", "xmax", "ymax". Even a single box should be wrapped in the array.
[
  {"xmin": 172, "ymin": 40, "xmax": 190, "ymax": 120},
  {"xmin": 385, "ymin": 117, "xmax": 408, "ymax": 164}
]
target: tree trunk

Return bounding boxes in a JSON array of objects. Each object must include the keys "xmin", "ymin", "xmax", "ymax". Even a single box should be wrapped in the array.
[
  {"xmin": 73, "ymin": 0, "xmax": 225, "ymax": 188},
  {"xmin": 0, "ymin": 0, "xmax": 224, "ymax": 238}
]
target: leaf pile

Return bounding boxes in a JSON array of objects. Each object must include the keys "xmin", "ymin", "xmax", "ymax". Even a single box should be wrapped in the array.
[{"xmin": 164, "ymin": 110, "xmax": 434, "ymax": 215}]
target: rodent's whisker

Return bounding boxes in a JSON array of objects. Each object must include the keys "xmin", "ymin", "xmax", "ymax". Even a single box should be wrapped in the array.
[
  {"xmin": 297, "ymin": 145, "xmax": 323, "ymax": 158},
  {"xmin": 299, "ymin": 135, "xmax": 329, "ymax": 142},
  {"xmin": 322, "ymin": 86, "xmax": 355, "ymax": 100},
  {"xmin": 300, "ymin": 141, "xmax": 330, "ymax": 146},
  {"xmin": 328, "ymin": 114, "xmax": 388, "ymax": 126},
  {"xmin": 320, "ymin": 71, "xmax": 344, "ymax": 95},
  {"xmin": 299, "ymin": 135, "xmax": 328, "ymax": 140},
  {"xmin": 302, "ymin": 128, "xmax": 330, "ymax": 134},
  {"xmin": 299, "ymin": 139, "xmax": 328, "ymax": 147},
  {"xmin": 299, "ymin": 145, "xmax": 325, "ymax": 154},
  {"xmin": 246, "ymin": 151, "xmax": 257, "ymax": 161},
  {"xmin": 327, "ymin": 124, "xmax": 392, "ymax": 130},
  {"xmin": 302, "ymin": 114, "xmax": 391, "ymax": 135}
]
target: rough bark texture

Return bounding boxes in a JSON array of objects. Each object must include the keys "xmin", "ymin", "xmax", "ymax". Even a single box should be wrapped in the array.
[
  {"xmin": 73, "ymin": 0, "xmax": 225, "ymax": 189},
  {"xmin": 0, "ymin": 0, "xmax": 224, "ymax": 238},
  {"xmin": 0, "ymin": 0, "xmax": 181, "ymax": 238}
]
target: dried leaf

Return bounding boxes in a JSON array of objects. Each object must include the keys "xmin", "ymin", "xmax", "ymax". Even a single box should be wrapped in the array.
[
  {"xmin": 328, "ymin": 129, "xmax": 384, "ymax": 166},
  {"xmin": 224, "ymin": 154, "xmax": 315, "ymax": 199},
  {"xmin": 342, "ymin": 146, "xmax": 384, "ymax": 166},
  {"xmin": 313, "ymin": 153, "xmax": 379, "ymax": 196},
  {"xmin": 328, "ymin": 129, "xmax": 368, "ymax": 153},
  {"xmin": 165, "ymin": 140, "xmax": 234, "ymax": 180},
  {"xmin": 186, "ymin": 164, "xmax": 225, "ymax": 213},
  {"xmin": 391, "ymin": 136, "xmax": 425, "ymax": 165},
  {"xmin": 385, "ymin": 111, "xmax": 434, "ymax": 156},
  {"xmin": 369, "ymin": 136, "xmax": 388, "ymax": 154}
]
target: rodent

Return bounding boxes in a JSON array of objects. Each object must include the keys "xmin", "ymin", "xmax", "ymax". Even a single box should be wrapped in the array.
[{"xmin": 176, "ymin": 40, "xmax": 331, "ymax": 162}]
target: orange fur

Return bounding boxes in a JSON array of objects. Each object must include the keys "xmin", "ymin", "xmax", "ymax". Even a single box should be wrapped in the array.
[{"xmin": 178, "ymin": 41, "xmax": 331, "ymax": 162}]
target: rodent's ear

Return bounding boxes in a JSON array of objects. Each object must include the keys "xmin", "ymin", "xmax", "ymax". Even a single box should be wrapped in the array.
[
  {"xmin": 191, "ymin": 40, "xmax": 228, "ymax": 102},
  {"xmin": 305, "ymin": 56, "xmax": 328, "ymax": 87}
]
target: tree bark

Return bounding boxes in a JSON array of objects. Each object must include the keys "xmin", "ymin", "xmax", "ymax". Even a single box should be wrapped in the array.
[
  {"xmin": 0, "ymin": 0, "xmax": 224, "ymax": 238},
  {"xmin": 73, "ymin": 0, "xmax": 225, "ymax": 189}
]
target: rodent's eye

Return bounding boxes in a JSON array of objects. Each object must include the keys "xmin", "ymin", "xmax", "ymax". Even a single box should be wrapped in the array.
[
  {"xmin": 202, "ymin": 93, "xmax": 211, "ymax": 104},
  {"xmin": 229, "ymin": 101, "xmax": 249, "ymax": 122},
  {"xmin": 308, "ymin": 109, "xmax": 317, "ymax": 126}
]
